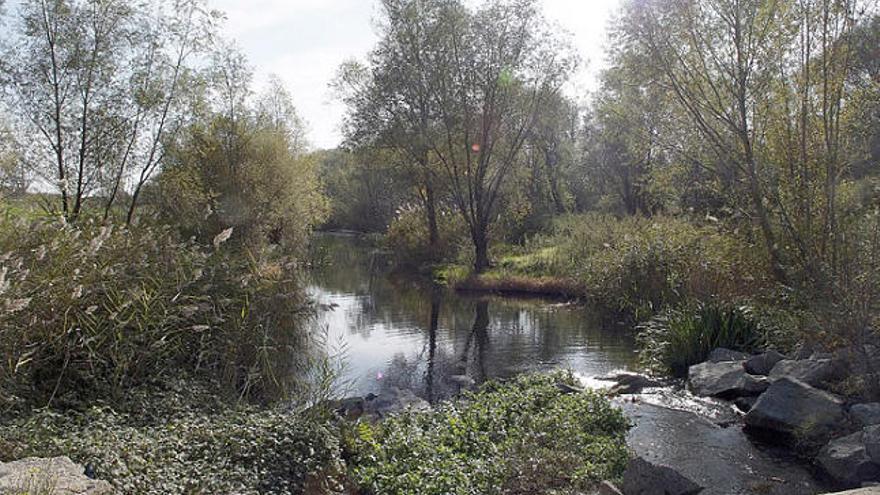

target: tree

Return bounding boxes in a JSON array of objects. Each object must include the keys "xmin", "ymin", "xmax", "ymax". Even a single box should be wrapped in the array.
[{"xmin": 426, "ymin": 0, "xmax": 576, "ymax": 272}]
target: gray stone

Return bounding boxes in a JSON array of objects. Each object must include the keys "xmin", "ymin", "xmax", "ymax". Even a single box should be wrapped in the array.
[
  {"xmin": 707, "ymin": 348, "xmax": 751, "ymax": 363},
  {"xmin": 364, "ymin": 387, "xmax": 430, "ymax": 418},
  {"xmin": 744, "ymin": 378, "xmax": 846, "ymax": 446},
  {"xmin": 621, "ymin": 456, "xmax": 704, "ymax": 495},
  {"xmin": 866, "ymin": 425, "xmax": 880, "ymax": 464},
  {"xmin": 817, "ymin": 431, "xmax": 880, "ymax": 487},
  {"xmin": 601, "ymin": 372, "xmax": 664, "ymax": 395},
  {"xmin": 768, "ymin": 359, "xmax": 845, "ymax": 389},
  {"xmin": 596, "ymin": 480, "xmax": 624, "ymax": 495},
  {"xmin": 852, "ymin": 404, "xmax": 880, "ymax": 427},
  {"xmin": 744, "ymin": 350, "xmax": 786, "ymax": 376},
  {"xmin": 733, "ymin": 396, "xmax": 757, "ymax": 413},
  {"xmin": 688, "ymin": 361, "xmax": 769, "ymax": 399},
  {"xmin": 0, "ymin": 457, "xmax": 113, "ymax": 494},
  {"xmin": 820, "ymin": 488, "xmax": 880, "ymax": 494}
]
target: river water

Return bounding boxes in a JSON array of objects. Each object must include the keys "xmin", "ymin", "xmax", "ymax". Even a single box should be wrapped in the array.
[
  {"xmin": 308, "ymin": 232, "xmax": 638, "ymax": 401},
  {"xmin": 308, "ymin": 233, "xmax": 832, "ymax": 495}
]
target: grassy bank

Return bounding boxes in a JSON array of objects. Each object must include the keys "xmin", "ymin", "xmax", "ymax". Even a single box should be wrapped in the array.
[{"xmin": 1, "ymin": 372, "xmax": 630, "ymax": 495}]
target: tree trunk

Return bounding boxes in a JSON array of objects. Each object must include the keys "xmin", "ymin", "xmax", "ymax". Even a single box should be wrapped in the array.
[
  {"xmin": 425, "ymin": 178, "xmax": 439, "ymax": 255},
  {"xmin": 473, "ymin": 224, "xmax": 489, "ymax": 273}
]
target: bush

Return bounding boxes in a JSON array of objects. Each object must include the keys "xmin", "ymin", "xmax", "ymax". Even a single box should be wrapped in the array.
[
  {"xmin": 0, "ymin": 215, "xmax": 320, "ymax": 406},
  {"xmin": 637, "ymin": 302, "xmax": 768, "ymax": 377},
  {"xmin": 348, "ymin": 372, "xmax": 630, "ymax": 495},
  {"xmin": 385, "ymin": 204, "xmax": 467, "ymax": 267},
  {"xmin": 513, "ymin": 214, "xmax": 770, "ymax": 320},
  {"xmin": 0, "ymin": 379, "xmax": 345, "ymax": 495}
]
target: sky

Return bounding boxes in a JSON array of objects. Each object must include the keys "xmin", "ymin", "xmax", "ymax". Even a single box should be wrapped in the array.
[{"xmin": 213, "ymin": 0, "xmax": 623, "ymax": 150}]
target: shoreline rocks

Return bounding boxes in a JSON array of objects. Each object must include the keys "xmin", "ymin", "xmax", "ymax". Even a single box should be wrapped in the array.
[{"xmin": 0, "ymin": 457, "xmax": 113, "ymax": 495}]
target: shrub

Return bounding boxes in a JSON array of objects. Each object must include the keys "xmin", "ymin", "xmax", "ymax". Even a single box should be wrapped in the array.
[
  {"xmin": 385, "ymin": 204, "xmax": 467, "ymax": 267},
  {"xmin": 348, "ymin": 372, "xmax": 630, "ymax": 495},
  {"xmin": 0, "ymin": 379, "xmax": 345, "ymax": 495},
  {"xmin": 0, "ymin": 215, "xmax": 320, "ymax": 406},
  {"xmin": 638, "ymin": 302, "xmax": 768, "ymax": 377}
]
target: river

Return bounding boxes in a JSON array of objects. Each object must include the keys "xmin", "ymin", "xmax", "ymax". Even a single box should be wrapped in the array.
[
  {"xmin": 308, "ymin": 232, "xmax": 638, "ymax": 401},
  {"xmin": 309, "ymin": 232, "xmax": 832, "ymax": 495}
]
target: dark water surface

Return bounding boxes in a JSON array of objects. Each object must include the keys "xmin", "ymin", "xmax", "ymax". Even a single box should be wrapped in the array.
[{"xmin": 308, "ymin": 233, "xmax": 638, "ymax": 401}]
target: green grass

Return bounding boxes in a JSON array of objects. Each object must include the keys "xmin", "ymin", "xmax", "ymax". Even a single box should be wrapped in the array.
[{"xmin": 348, "ymin": 372, "xmax": 630, "ymax": 495}]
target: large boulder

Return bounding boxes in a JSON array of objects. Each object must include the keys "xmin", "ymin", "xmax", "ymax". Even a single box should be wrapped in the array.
[
  {"xmin": 852, "ymin": 404, "xmax": 880, "ymax": 427},
  {"xmin": 599, "ymin": 372, "xmax": 664, "ymax": 395},
  {"xmin": 744, "ymin": 378, "xmax": 846, "ymax": 446},
  {"xmin": 744, "ymin": 350, "xmax": 786, "ymax": 376},
  {"xmin": 707, "ymin": 348, "xmax": 751, "ymax": 363},
  {"xmin": 820, "ymin": 488, "xmax": 880, "ymax": 494},
  {"xmin": 768, "ymin": 358, "xmax": 845, "ymax": 390},
  {"xmin": 867, "ymin": 425, "xmax": 880, "ymax": 464},
  {"xmin": 0, "ymin": 457, "xmax": 113, "ymax": 494},
  {"xmin": 621, "ymin": 456, "xmax": 704, "ymax": 495},
  {"xmin": 816, "ymin": 431, "xmax": 880, "ymax": 487},
  {"xmin": 688, "ymin": 361, "xmax": 768, "ymax": 399}
]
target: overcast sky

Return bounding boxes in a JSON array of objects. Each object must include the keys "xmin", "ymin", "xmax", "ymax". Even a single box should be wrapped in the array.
[{"xmin": 213, "ymin": 0, "xmax": 623, "ymax": 150}]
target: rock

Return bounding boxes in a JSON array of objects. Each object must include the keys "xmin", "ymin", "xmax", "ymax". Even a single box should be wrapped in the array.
[
  {"xmin": 621, "ymin": 456, "xmax": 704, "ymax": 495},
  {"xmin": 768, "ymin": 358, "xmax": 845, "ymax": 390},
  {"xmin": 820, "ymin": 488, "xmax": 880, "ymax": 494},
  {"xmin": 0, "ymin": 457, "xmax": 113, "ymax": 494},
  {"xmin": 866, "ymin": 425, "xmax": 880, "ymax": 464},
  {"xmin": 596, "ymin": 480, "xmax": 624, "ymax": 495},
  {"xmin": 852, "ymin": 404, "xmax": 880, "ymax": 427},
  {"xmin": 744, "ymin": 378, "xmax": 846, "ymax": 447},
  {"xmin": 601, "ymin": 372, "xmax": 663, "ymax": 395},
  {"xmin": 556, "ymin": 382, "xmax": 585, "ymax": 394},
  {"xmin": 816, "ymin": 431, "xmax": 880, "ymax": 487},
  {"xmin": 733, "ymin": 396, "xmax": 757, "ymax": 413},
  {"xmin": 687, "ymin": 361, "xmax": 768, "ymax": 399},
  {"xmin": 707, "ymin": 348, "xmax": 751, "ymax": 363},
  {"xmin": 744, "ymin": 350, "xmax": 786, "ymax": 376},
  {"xmin": 364, "ymin": 387, "xmax": 430, "ymax": 418}
]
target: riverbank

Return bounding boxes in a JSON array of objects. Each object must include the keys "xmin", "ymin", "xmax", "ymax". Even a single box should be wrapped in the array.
[{"xmin": 1, "ymin": 373, "xmax": 631, "ymax": 495}]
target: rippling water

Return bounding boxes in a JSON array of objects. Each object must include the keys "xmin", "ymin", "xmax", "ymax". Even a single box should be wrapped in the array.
[{"xmin": 308, "ymin": 233, "xmax": 638, "ymax": 401}]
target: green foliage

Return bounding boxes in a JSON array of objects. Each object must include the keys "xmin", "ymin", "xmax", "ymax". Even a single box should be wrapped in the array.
[
  {"xmin": 386, "ymin": 205, "xmax": 466, "ymax": 267},
  {"xmin": 348, "ymin": 373, "xmax": 630, "ymax": 495},
  {"xmin": 0, "ymin": 379, "xmax": 344, "ymax": 495},
  {"xmin": 638, "ymin": 302, "xmax": 768, "ymax": 377},
  {"xmin": 500, "ymin": 214, "xmax": 770, "ymax": 320},
  {"xmin": 0, "ymin": 216, "xmax": 320, "ymax": 405},
  {"xmin": 156, "ymin": 116, "xmax": 328, "ymax": 251}
]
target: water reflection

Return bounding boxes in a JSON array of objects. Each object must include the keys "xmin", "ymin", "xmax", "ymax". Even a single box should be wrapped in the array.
[{"xmin": 309, "ymin": 233, "xmax": 639, "ymax": 402}]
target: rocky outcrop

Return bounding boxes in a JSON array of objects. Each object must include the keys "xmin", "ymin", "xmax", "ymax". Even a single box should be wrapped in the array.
[
  {"xmin": 866, "ymin": 425, "xmax": 880, "ymax": 464},
  {"xmin": 621, "ymin": 456, "xmax": 704, "ymax": 495},
  {"xmin": 331, "ymin": 388, "xmax": 430, "ymax": 421},
  {"xmin": 744, "ymin": 377, "xmax": 846, "ymax": 446},
  {"xmin": 744, "ymin": 350, "xmax": 786, "ymax": 376},
  {"xmin": 768, "ymin": 358, "xmax": 844, "ymax": 390},
  {"xmin": 816, "ymin": 431, "xmax": 880, "ymax": 487},
  {"xmin": 820, "ymin": 488, "xmax": 880, "ymax": 494},
  {"xmin": 687, "ymin": 361, "xmax": 768, "ymax": 399},
  {"xmin": 852, "ymin": 404, "xmax": 880, "ymax": 427},
  {"xmin": 600, "ymin": 372, "xmax": 664, "ymax": 395},
  {"xmin": 0, "ymin": 457, "xmax": 112, "ymax": 494},
  {"xmin": 707, "ymin": 348, "xmax": 751, "ymax": 363}
]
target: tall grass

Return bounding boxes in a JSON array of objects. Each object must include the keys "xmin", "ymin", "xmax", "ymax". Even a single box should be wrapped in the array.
[
  {"xmin": 0, "ymin": 215, "xmax": 321, "ymax": 407},
  {"xmin": 637, "ymin": 302, "xmax": 768, "ymax": 377}
]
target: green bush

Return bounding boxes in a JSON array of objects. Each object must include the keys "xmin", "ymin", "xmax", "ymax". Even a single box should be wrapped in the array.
[
  {"xmin": 512, "ymin": 213, "xmax": 770, "ymax": 320},
  {"xmin": 385, "ymin": 204, "xmax": 467, "ymax": 267},
  {"xmin": 638, "ymin": 302, "xmax": 768, "ymax": 377},
  {"xmin": 0, "ymin": 216, "xmax": 320, "ymax": 406},
  {"xmin": 0, "ymin": 379, "xmax": 345, "ymax": 495},
  {"xmin": 348, "ymin": 372, "xmax": 630, "ymax": 495}
]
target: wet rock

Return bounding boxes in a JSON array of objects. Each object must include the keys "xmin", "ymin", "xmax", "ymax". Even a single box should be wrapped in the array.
[
  {"xmin": 816, "ymin": 431, "xmax": 880, "ymax": 488},
  {"xmin": 745, "ymin": 350, "xmax": 786, "ymax": 376},
  {"xmin": 0, "ymin": 457, "xmax": 113, "ymax": 494},
  {"xmin": 852, "ymin": 404, "xmax": 880, "ymax": 427},
  {"xmin": 866, "ymin": 425, "xmax": 880, "ymax": 464},
  {"xmin": 556, "ymin": 382, "xmax": 586, "ymax": 394},
  {"xmin": 744, "ymin": 378, "xmax": 846, "ymax": 447},
  {"xmin": 707, "ymin": 348, "xmax": 751, "ymax": 363},
  {"xmin": 601, "ymin": 372, "xmax": 664, "ymax": 395},
  {"xmin": 688, "ymin": 361, "xmax": 768, "ymax": 399},
  {"xmin": 621, "ymin": 456, "xmax": 704, "ymax": 495},
  {"xmin": 769, "ymin": 359, "xmax": 845, "ymax": 390},
  {"xmin": 448, "ymin": 374, "xmax": 476, "ymax": 387}
]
